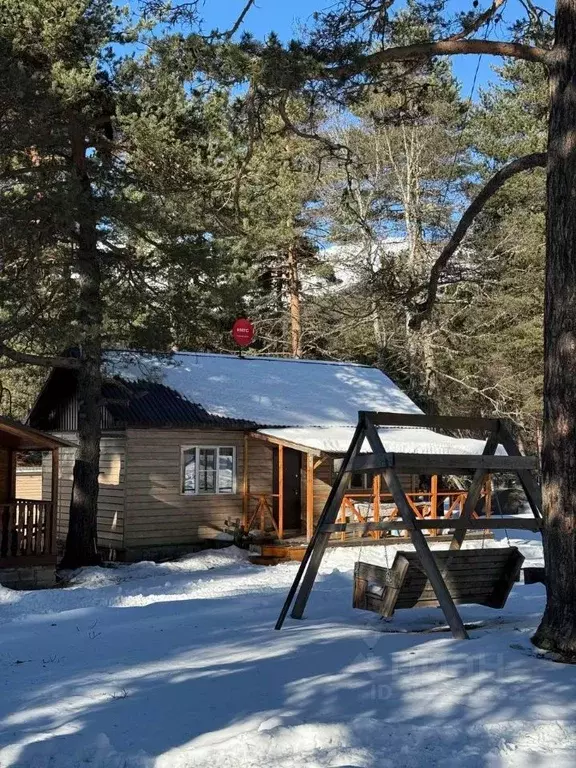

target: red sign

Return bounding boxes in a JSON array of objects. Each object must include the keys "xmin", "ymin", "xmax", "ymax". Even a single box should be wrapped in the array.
[{"xmin": 232, "ymin": 318, "xmax": 254, "ymax": 347}]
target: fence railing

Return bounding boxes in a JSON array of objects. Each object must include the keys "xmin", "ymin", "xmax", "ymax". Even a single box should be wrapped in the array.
[
  {"xmin": 336, "ymin": 489, "xmax": 490, "ymax": 540},
  {"xmin": 0, "ymin": 500, "xmax": 56, "ymax": 562}
]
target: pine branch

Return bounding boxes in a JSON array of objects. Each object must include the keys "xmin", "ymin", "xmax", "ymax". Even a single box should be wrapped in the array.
[
  {"xmin": 409, "ymin": 151, "xmax": 547, "ymax": 329},
  {"xmin": 448, "ymin": 0, "xmax": 506, "ymax": 41},
  {"xmin": 0, "ymin": 344, "xmax": 80, "ymax": 370},
  {"xmin": 277, "ymin": 94, "xmax": 352, "ymax": 160},
  {"xmin": 331, "ymin": 39, "xmax": 550, "ymax": 79},
  {"xmin": 222, "ymin": 0, "xmax": 257, "ymax": 40}
]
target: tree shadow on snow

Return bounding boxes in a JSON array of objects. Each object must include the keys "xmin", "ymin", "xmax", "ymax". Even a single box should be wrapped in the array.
[{"xmin": 1, "ymin": 564, "xmax": 576, "ymax": 767}]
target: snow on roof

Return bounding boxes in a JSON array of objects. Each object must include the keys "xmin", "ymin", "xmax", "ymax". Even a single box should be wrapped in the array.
[
  {"xmin": 257, "ymin": 426, "xmax": 494, "ymax": 455},
  {"xmin": 104, "ymin": 351, "xmax": 422, "ymax": 428}
]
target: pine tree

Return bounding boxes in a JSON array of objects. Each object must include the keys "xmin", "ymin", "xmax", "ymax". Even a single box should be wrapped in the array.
[
  {"xmin": 320, "ymin": 55, "xmax": 469, "ymax": 409},
  {"xmin": 0, "ymin": 0, "xmax": 250, "ymax": 565},
  {"xmin": 229, "ymin": 102, "xmax": 333, "ymax": 358},
  {"xmin": 433, "ymin": 52, "xmax": 548, "ymax": 443},
  {"xmin": 207, "ymin": 0, "xmax": 576, "ymax": 654}
]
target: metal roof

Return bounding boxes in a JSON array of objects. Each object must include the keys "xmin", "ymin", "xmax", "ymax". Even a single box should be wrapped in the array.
[
  {"xmin": 27, "ymin": 350, "xmax": 420, "ymax": 432},
  {"xmin": 102, "ymin": 379, "xmax": 258, "ymax": 430}
]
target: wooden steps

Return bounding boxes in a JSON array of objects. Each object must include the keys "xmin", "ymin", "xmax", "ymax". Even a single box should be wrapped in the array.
[{"xmin": 249, "ymin": 547, "xmax": 306, "ymax": 566}]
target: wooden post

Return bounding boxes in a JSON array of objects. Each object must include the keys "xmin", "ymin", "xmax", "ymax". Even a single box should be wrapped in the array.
[
  {"xmin": 7, "ymin": 449, "xmax": 16, "ymax": 501},
  {"xmin": 50, "ymin": 448, "xmax": 59, "ymax": 556},
  {"xmin": 242, "ymin": 434, "xmax": 249, "ymax": 530},
  {"xmin": 497, "ymin": 422, "xmax": 542, "ymax": 517},
  {"xmin": 340, "ymin": 498, "xmax": 346, "ymax": 542},
  {"xmin": 450, "ymin": 429, "xmax": 500, "ymax": 550},
  {"xmin": 363, "ymin": 417, "xmax": 469, "ymax": 640},
  {"xmin": 278, "ymin": 444, "xmax": 284, "ymax": 540},
  {"xmin": 259, "ymin": 494, "xmax": 265, "ymax": 531},
  {"xmin": 306, "ymin": 453, "xmax": 314, "ymax": 542},
  {"xmin": 485, "ymin": 474, "xmax": 492, "ymax": 517},
  {"xmin": 373, "ymin": 473, "xmax": 381, "ymax": 539},
  {"xmin": 276, "ymin": 420, "xmax": 367, "ymax": 628},
  {"xmin": 431, "ymin": 474, "xmax": 438, "ymax": 519}
]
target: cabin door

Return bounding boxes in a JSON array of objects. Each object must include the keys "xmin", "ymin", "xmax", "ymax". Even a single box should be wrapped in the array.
[{"xmin": 272, "ymin": 447, "xmax": 302, "ymax": 531}]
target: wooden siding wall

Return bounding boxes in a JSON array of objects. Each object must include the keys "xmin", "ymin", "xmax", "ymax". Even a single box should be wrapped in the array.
[
  {"xmin": 35, "ymin": 426, "xmax": 429, "ymax": 555},
  {"xmin": 15, "ymin": 470, "xmax": 43, "ymax": 500},
  {"xmin": 247, "ymin": 438, "xmax": 274, "ymax": 497},
  {"xmin": 42, "ymin": 436, "xmax": 126, "ymax": 549},
  {"xmin": 123, "ymin": 432, "xmax": 421, "ymax": 549},
  {"xmin": 33, "ymin": 386, "xmax": 117, "ymax": 433},
  {"xmin": 124, "ymin": 429, "xmax": 274, "ymax": 548},
  {"xmin": 300, "ymin": 456, "xmax": 332, "ymax": 527}
]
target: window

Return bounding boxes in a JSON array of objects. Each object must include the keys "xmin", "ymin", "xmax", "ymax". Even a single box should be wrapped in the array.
[
  {"xmin": 181, "ymin": 446, "xmax": 236, "ymax": 495},
  {"xmin": 182, "ymin": 448, "xmax": 197, "ymax": 494}
]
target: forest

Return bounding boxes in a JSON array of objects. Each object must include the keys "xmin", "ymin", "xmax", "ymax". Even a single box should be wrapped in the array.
[
  {"xmin": 0, "ymin": 0, "xmax": 548, "ymax": 439},
  {"xmin": 6, "ymin": 0, "xmax": 576, "ymax": 658}
]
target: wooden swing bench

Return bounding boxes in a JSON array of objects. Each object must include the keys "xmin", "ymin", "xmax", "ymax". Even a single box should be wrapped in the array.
[
  {"xmin": 353, "ymin": 546, "xmax": 525, "ymax": 617},
  {"xmin": 276, "ymin": 411, "xmax": 542, "ymax": 640}
]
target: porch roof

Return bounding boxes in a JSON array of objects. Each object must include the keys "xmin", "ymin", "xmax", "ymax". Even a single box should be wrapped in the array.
[
  {"xmin": 0, "ymin": 417, "xmax": 72, "ymax": 451},
  {"xmin": 255, "ymin": 425, "xmax": 501, "ymax": 457}
]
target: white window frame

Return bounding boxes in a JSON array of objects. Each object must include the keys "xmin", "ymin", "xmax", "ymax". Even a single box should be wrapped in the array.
[{"xmin": 181, "ymin": 445, "xmax": 237, "ymax": 496}]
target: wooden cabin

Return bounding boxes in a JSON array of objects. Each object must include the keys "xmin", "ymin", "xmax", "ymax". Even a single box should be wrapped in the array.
[
  {"xmin": 0, "ymin": 418, "xmax": 68, "ymax": 588},
  {"xmin": 27, "ymin": 351, "xmax": 492, "ymax": 562}
]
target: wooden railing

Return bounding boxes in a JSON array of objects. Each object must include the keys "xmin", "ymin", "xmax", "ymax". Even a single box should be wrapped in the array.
[
  {"xmin": 243, "ymin": 487, "xmax": 491, "ymax": 543},
  {"xmin": 245, "ymin": 493, "xmax": 280, "ymax": 537},
  {"xmin": 0, "ymin": 500, "xmax": 56, "ymax": 564},
  {"xmin": 336, "ymin": 489, "xmax": 491, "ymax": 541}
]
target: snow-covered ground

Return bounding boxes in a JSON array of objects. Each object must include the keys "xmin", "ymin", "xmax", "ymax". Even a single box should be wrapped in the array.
[{"xmin": 1, "ymin": 532, "xmax": 574, "ymax": 768}]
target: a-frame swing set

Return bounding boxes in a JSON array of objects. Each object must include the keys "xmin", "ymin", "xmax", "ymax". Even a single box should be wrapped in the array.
[{"xmin": 275, "ymin": 411, "xmax": 543, "ymax": 640}]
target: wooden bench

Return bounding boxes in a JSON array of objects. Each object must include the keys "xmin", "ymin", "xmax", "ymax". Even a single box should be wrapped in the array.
[{"xmin": 353, "ymin": 547, "xmax": 525, "ymax": 617}]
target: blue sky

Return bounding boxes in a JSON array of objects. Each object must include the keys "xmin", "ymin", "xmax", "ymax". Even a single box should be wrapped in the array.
[{"xmin": 198, "ymin": 0, "xmax": 554, "ymax": 99}]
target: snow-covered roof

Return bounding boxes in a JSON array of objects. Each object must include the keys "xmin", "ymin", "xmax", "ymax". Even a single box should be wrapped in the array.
[
  {"xmin": 257, "ymin": 426, "xmax": 493, "ymax": 456},
  {"xmin": 104, "ymin": 351, "xmax": 422, "ymax": 428}
]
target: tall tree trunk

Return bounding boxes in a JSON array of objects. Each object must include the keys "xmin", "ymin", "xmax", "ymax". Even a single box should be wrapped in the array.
[
  {"xmin": 533, "ymin": 0, "xmax": 576, "ymax": 654},
  {"xmin": 405, "ymin": 315, "xmax": 437, "ymax": 411},
  {"xmin": 421, "ymin": 328, "xmax": 438, "ymax": 413},
  {"xmin": 61, "ymin": 125, "xmax": 103, "ymax": 569},
  {"xmin": 371, "ymin": 300, "xmax": 387, "ymax": 362},
  {"xmin": 287, "ymin": 242, "xmax": 303, "ymax": 358}
]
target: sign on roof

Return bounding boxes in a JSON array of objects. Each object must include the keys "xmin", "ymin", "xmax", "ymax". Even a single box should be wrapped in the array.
[{"xmin": 232, "ymin": 318, "xmax": 254, "ymax": 348}]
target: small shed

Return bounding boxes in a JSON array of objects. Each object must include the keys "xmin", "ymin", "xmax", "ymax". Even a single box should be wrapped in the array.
[{"xmin": 0, "ymin": 417, "xmax": 68, "ymax": 589}]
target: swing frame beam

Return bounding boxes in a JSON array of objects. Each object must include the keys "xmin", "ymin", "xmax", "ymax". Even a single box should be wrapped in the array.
[{"xmin": 274, "ymin": 411, "xmax": 542, "ymax": 639}]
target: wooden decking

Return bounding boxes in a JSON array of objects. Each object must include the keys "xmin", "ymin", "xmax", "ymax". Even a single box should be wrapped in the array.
[{"xmin": 249, "ymin": 529, "xmax": 494, "ymax": 565}]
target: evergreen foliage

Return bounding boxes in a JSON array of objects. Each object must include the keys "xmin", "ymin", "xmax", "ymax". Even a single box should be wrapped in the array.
[{"xmin": 0, "ymin": 0, "xmax": 553, "ymax": 571}]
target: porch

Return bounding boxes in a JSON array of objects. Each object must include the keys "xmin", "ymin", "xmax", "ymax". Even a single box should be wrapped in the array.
[
  {"xmin": 1, "ymin": 499, "xmax": 57, "ymax": 566},
  {"xmin": 0, "ymin": 417, "xmax": 69, "ymax": 586},
  {"xmin": 242, "ymin": 430, "xmax": 493, "ymax": 547}
]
